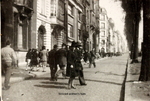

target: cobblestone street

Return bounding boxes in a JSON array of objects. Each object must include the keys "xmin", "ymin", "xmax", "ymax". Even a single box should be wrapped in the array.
[{"xmin": 2, "ymin": 54, "xmax": 128, "ymax": 101}]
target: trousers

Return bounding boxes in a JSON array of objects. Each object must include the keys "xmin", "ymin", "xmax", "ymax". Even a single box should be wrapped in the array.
[
  {"xmin": 49, "ymin": 64, "xmax": 57, "ymax": 80},
  {"xmin": 2, "ymin": 62, "xmax": 12, "ymax": 87},
  {"xmin": 78, "ymin": 70, "xmax": 86, "ymax": 85}
]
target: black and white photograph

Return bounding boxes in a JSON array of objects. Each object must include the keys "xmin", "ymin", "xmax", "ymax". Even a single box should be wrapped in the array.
[{"xmin": 1, "ymin": 0, "xmax": 150, "ymax": 101}]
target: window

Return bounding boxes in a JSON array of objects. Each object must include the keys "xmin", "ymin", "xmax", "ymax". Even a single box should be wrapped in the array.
[
  {"xmin": 78, "ymin": 11, "xmax": 82, "ymax": 21},
  {"xmin": 102, "ymin": 40, "xmax": 105, "ymax": 45},
  {"xmin": 101, "ymin": 31, "xmax": 105, "ymax": 36},
  {"xmin": 100, "ymin": 14, "xmax": 105, "ymax": 20},
  {"xmin": 68, "ymin": 24, "xmax": 73, "ymax": 37},
  {"xmin": 15, "ymin": 18, "xmax": 28, "ymax": 50},
  {"xmin": 58, "ymin": 0, "xmax": 64, "ymax": 20},
  {"xmin": 68, "ymin": 4, "xmax": 73, "ymax": 15},
  {"xmin": 51, "ymin": 0, "xmax": 56, "ymax": 16},
  {"xmin": 101, "ymin": 23, "xmax": 105, "ymax": 29},
  {"xmin": 41, "ymin": 0, "xmax": 46, "ymax": 15},
  {"xmin": 78, "ymin": 29, "xmax": 82, "ymax": 41}
]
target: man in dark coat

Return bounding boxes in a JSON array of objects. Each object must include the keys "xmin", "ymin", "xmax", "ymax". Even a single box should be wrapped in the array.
[
  {"xmin": 55, "ymin": 43, "xmax": 67, "ymax": 80},
  {"xmin": 48, "ymin": 45, "xmax": 58, "ymax": 81},
  {"xmin": 89, "ymin": 48, "xmax": 96, "ymax": 68},
  {"xmin": 67, "ymin": 41, "xmax": 77, "ymax": 89},
  {"xmin": 74, "ymin": 42, "xmax": 87, "ymax": 86},
  {"xmin": 83, "ymin": 50, "xmax": 89, "ymax": 64}
]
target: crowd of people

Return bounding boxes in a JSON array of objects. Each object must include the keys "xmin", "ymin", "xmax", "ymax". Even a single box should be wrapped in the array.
[
  {"xmin": 25, "ymin": 41, "xmax": 98, "ymax": 89},
  {"xmin": 1, "ymin": 40, "xmax": 97, "ymax": 90}
]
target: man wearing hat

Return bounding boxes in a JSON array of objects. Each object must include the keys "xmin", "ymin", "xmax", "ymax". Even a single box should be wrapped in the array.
[
  {"xmin": 74, "ymin": 42, "xmax": 87, "ymax": 85},
  {"xmin": 55, "ymin": 43, "xmax": 67, "ymax": 80},
  {"xmin": 67, "ymin": 41, "xmax": 77, "ymax": 89}
]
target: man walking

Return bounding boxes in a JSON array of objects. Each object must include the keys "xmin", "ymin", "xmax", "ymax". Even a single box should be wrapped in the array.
[
  {"xmin": 74, "ymin": 42, "xmax": 87, "ymax": 86},
  {"xmin": 1, "ymin": 40, "xmax": 17, "ymax": 90},
  {"xmin": 48, "ymin": 45, "xmax": 58, "ymax": 81},
  {"xmin": 89, "ymin": 48, "xmax": 96, "ymax": 68},
  {"xmin": 55, "ymin": 43, "xmax": 67, "ymax": 80}
]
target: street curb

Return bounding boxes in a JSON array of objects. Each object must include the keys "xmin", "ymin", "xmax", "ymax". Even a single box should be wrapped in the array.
[{"xmin": 119, "ymin": 65, "xmax": 128, "ymax": 101}]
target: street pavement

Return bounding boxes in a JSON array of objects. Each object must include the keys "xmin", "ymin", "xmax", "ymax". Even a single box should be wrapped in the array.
[{"xmin": 2, "ymin": 54, "xmax": 128, "ymax": 101}]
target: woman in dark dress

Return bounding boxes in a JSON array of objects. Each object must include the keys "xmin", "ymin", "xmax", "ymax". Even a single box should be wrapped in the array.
[
  {"xmin": 30, "ymin": 49, "xmax": 38, "ymax": 71},
  {"xmin": 25, "ymin": 49, "xmax": 32, "ymax": 70},
  {"xmin": 67, "ymin": 42, "xmax": 78, "ymax": 89}
]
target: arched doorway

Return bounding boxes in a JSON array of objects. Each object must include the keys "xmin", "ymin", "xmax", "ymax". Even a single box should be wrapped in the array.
[{"xmin": 38, "ymin": 25, "xmax": 46, "ymax": 51}]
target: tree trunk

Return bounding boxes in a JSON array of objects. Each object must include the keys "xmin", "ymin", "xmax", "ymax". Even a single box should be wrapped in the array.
[{"xmin": 139, "ymin": 0, "xmax": 150, "ymax": 81}]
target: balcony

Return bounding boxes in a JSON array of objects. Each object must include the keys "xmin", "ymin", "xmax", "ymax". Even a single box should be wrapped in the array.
[
  {"xmin": 13, "ymin": 0, "xmax": 33, "ymax": 20},
  {"xmin": 14, "ymin": 0, "xmax": 33, "ymax": 8}
]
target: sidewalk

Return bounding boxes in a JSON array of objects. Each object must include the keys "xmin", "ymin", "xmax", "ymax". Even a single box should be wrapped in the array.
[
  {"xmin": 125, "ymin": 57, "xmax": 150, "ymax": 101},
  {"xmin": 1, "ymin": 66, "xmax": 50, "ymax": 85}
]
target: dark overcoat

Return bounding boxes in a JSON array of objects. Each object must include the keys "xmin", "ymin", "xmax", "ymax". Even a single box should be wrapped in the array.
[
  {"xmin": 74, "ymin": 48, "xmax": 83, "ymax": 70},
  {"xmin": 56, "ymin": 48, "xmax": 67, "ymax": 67},
  {"xmin": 67, "ymin": 49, "xmax": 79, "ymax": 77},
  {"xmin": 48, "ymin": 49, "xmax": 57, "ymax": 65}
]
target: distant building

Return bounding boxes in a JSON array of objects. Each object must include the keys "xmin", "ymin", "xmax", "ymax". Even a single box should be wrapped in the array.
[{"xmin": 99, "ymin": 7, "xmax": 109, "ymax": 53}]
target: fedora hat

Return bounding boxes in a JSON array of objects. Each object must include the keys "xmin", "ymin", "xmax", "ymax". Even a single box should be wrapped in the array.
[{"xmin": 71, "ymin": 41, "xmax": 76, "ymax": 47}]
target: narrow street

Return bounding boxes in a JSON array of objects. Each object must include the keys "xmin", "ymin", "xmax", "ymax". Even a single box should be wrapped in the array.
[{"xmin": 2, "ymin": 54, "xmax": 128, "ymax": 101}]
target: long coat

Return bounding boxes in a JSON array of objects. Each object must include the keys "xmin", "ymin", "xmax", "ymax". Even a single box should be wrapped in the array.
[
  {"xmin": 31, "ymin": 51, "xmax": 38, "ymax": 66},
  {"xmin": 67, "ymin": 49, "xmax": 78, "ymax": 77},
  {"xmin": 48, "ymin": 49, "xmax": 57, "ymax": 65},
  {"xmin": 74, "ymin": 48, "xmax": 83, "ymax": 70},
  {"xmin": 56, "ymin": 48, "xmax": 67, "ymax": 67},
  {"xmin": 39, "ymin": 49, "xmax": 48, "ymax": 62}
]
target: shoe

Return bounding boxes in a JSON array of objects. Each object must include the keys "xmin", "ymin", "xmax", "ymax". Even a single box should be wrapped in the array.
[
  {"xmin": 54, "ymin": 77, "xmax": 57, "ymax": 81},
  {"xmin": 50, "ymin": 78, "xmax": 55, "ymax": 81},
  {"xmin": 81, "ymin": 84, "xmax": 87, "ymax": 86},
  {"xmin": 71, "ymin": 86, "xmax": 76, "ymax": 89},
  {"xmin": 2, "ymin": 86, "xmax": 10, "ymax": 90}
]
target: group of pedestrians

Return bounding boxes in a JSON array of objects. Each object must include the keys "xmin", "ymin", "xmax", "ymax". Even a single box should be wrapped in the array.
[
  {"xmin": 26, "ymin": 46, "xmax": 48, "ymax": 72},
  {"xmin": 1, "ymin": 40, "xmax": 96, "ymax": 90},
  {"xmin": 83, "ymin": 48, "xmax": 97, "ymax": 68},
  {"xmin": 48, "ymin": 41, "xmax": 87, "ymax": 89}
]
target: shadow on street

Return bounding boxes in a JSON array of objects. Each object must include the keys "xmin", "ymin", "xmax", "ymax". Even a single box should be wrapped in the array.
[
  {"xmin": 40, "ymin": 81, "xmax": 68, "ymax": 85},
  {"xmin": 34, "ymin": 84, "xmax": 67, "ymax": 89}
]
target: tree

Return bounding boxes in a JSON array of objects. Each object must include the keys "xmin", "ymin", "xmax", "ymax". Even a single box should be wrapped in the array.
[
  {"xmin": 139, "ymin": 0, "xmax": 150, "ymax": 81},
  {"xmin": 121, "ymin": 0, "xmax": 142, "ymax": 63}
]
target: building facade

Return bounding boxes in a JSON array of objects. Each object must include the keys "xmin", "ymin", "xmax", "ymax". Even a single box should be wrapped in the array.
[
  {"xmin": 2, "ymin": 0, "xmax": 34, "ymax": 66},
  {"xmin": 1, "ymin": 0, "xmax": 101, "ymax": 66},
  {"xmin": 99, "ymin": 7, "xmax": 109, "ymax": 53}
]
